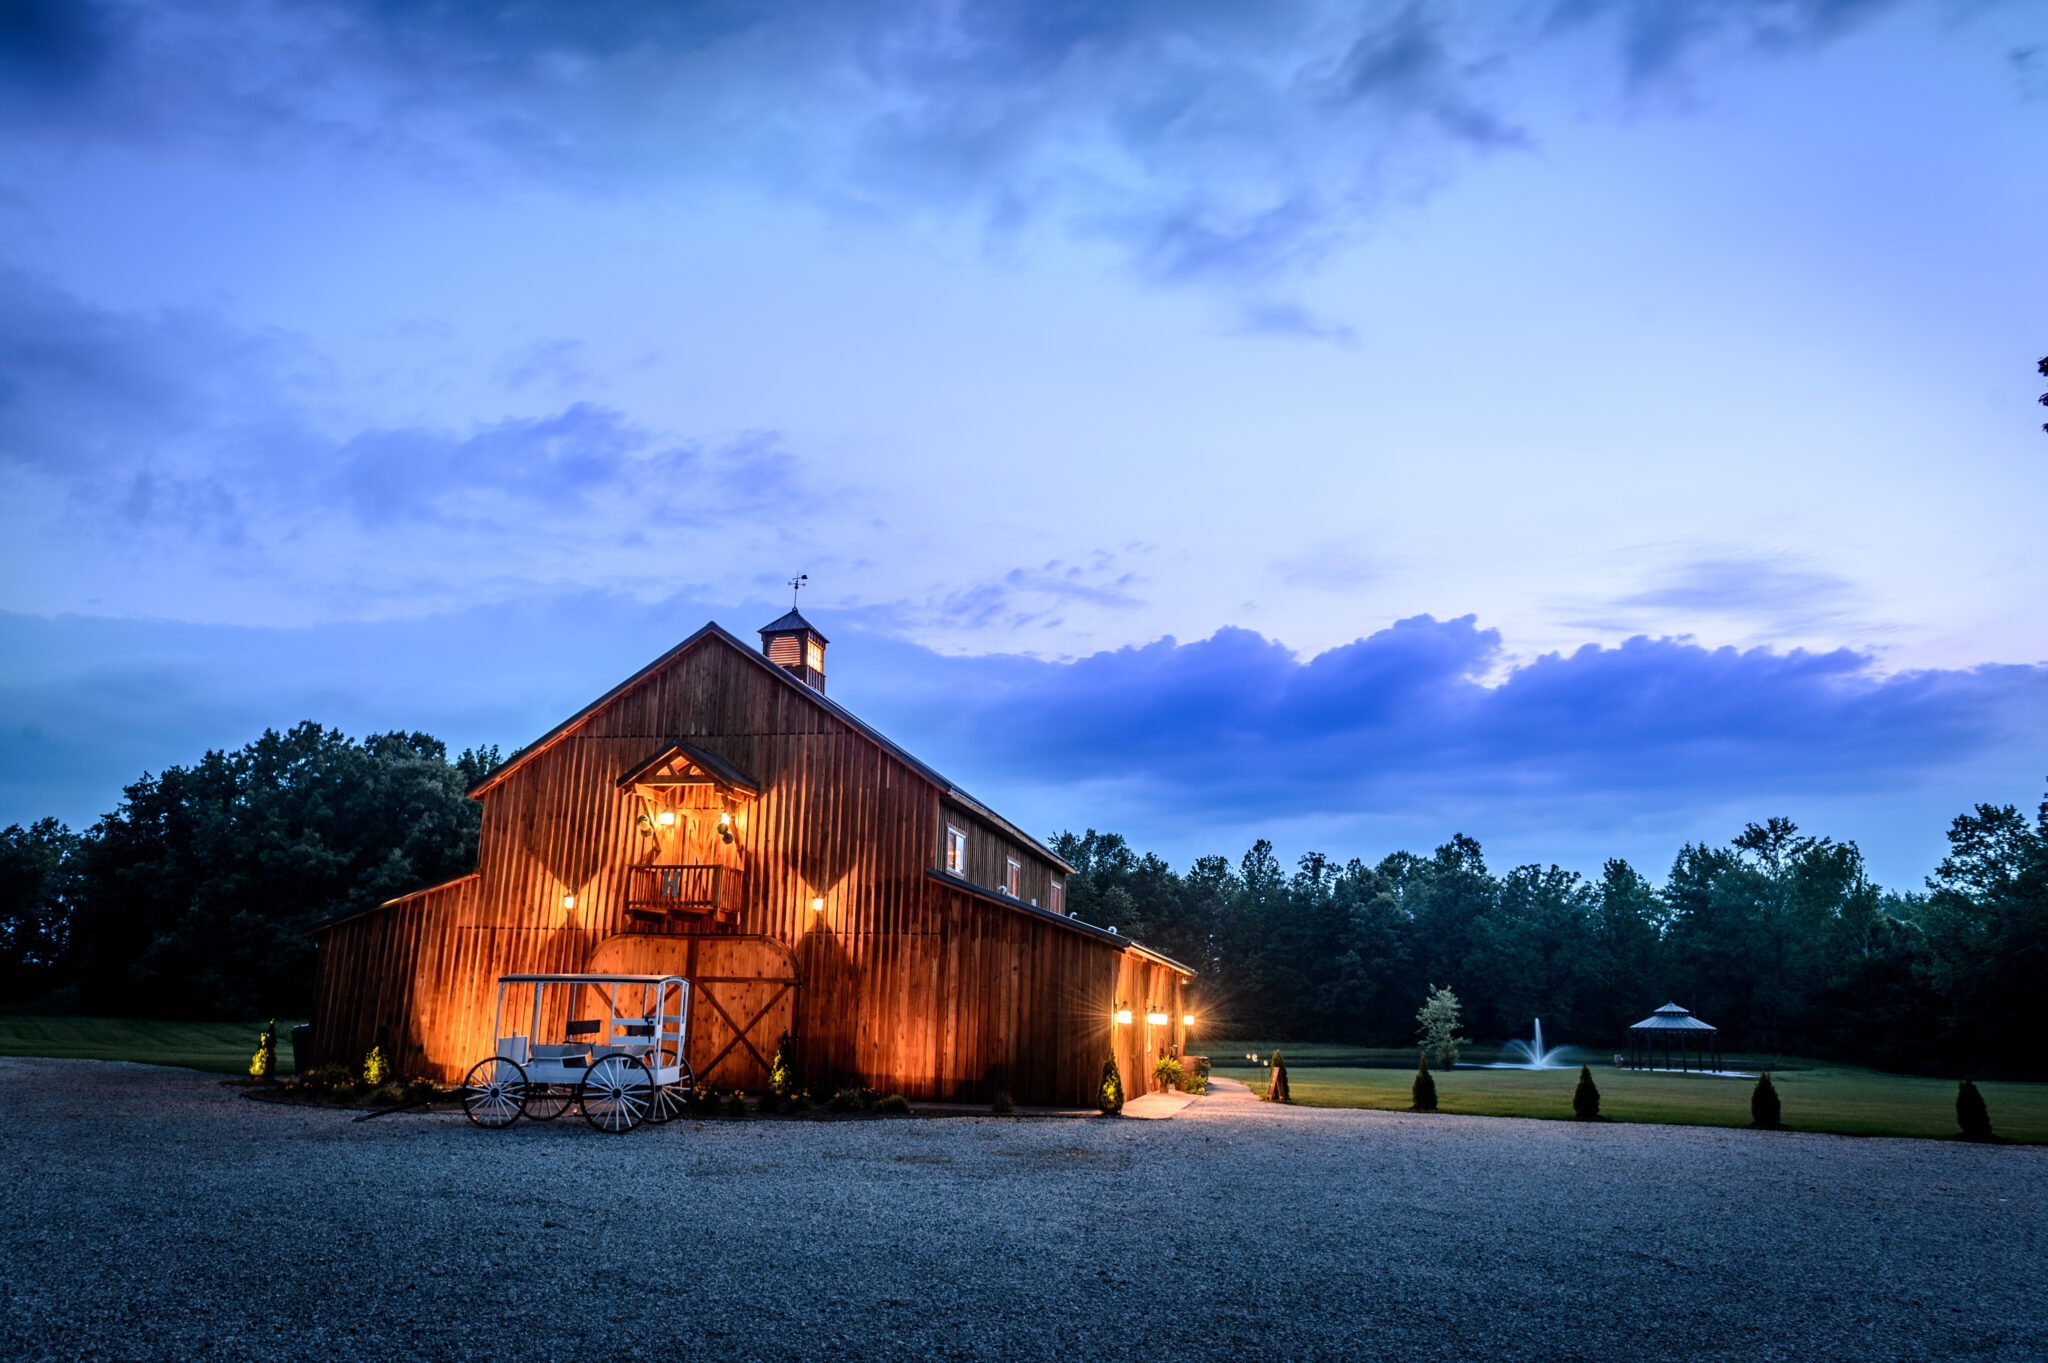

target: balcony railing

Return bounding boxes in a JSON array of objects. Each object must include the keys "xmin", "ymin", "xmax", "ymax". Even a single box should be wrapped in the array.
[{"xmin": 626, "ymin": 864, "xmax": 736, "ymax": 923}]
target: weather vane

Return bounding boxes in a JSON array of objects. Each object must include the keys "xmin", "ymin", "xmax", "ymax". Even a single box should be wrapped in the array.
[{"xmin": 789, "ymin": 573, "xmax": 807, "ymax": 609}]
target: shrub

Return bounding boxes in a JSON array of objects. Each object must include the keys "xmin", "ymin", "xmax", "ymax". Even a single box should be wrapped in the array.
[
  {"xmin": 1097, "ymin": 1055, "xmax": 1124, "ymax": 1115},
  {"xmin": 1573, "ymin": 1064, "xmax": 1601, "ymax": 1121},
  {"xmin": 368, "ymin": 1082, "xmax": 406, "ymax": 1107},
  {"xmin": 990, "ymin": 1090, "xmax": 1015, "ymax": 1114},
  {"xmin": 1751, "ymin": 1071, "xmax": 1782, "ymax": 1129},
  {"xmin": 687, "ymin": 1083, "xmax": 719, "ymax": 1113},
  {"xmin": 784, "ymin": 1092, "xmax": 810, "ymax": 1114},
  {"xmin": 292, "ymin": 1063, "xmax": 360, "ymax": 1101},
  {"xmin": 830, "ymin": 1086, "xmax": 875, "ymax": 1113},
  {"xmin": 769, "ymin": 1031, "xmax": 799, "ymax": 1098},
  {"xmin": 1957, "ymin": 1079, "xmax": 1994, "ymax": 1141},
  {"xmin": 1180, "ymin": 1069, "xmax": 1208, "ymax": 1096},
  {"xmin": 876, "ymin": 1093, "xmax": 912, "ymax": 1116},
  {"xmin": 1415, "ymin": 986, "xmax": 1466, "ymax": 1069},
  {"xmin": 362, "ymin": 1046, "xmax": 390, "ymax": 1087},
  {"xmin": 756, "ymin": 1090, "xmax": 783, "ymax": 1115},
  {"xmin": 723, "ymin": 1091, "xmax": 749, "ymax": 1119},
  {"xmin": 1411, "ymin": 1053, "xmax": 1437, "ymax": 1112},
  {"xmin": 1152, "ymin": 1056, "xmax": 1183, "ymax": 1092},
  {"xmin": 248, "ymin": 1019, "xmax": 277, "ymax": 1081},
  {"xmin": 1266, "ymin": 1051, "xmax": 1289, "ymax": 1103}
]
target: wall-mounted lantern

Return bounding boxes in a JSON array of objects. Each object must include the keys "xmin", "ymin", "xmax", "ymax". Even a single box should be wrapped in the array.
[
  {"xmin": 717, "ymin": 810, "xmax": 734, "ymax": 844},
  {"xmin": 1182, "ymin": 1014, "xmax": 1195, "ymax": 1027},
  {"xmin": 810, "ymin": 897, "xmax": 825, "ymax": 912},
  {"xmin": 1146, "ymin": 1012, "xmax": 1169, "ymax": 1026},
  {"xmin": 656, "ymin": 810, "xmax": 676, "ymax": 828},
  {"xmin": 1114, "ymin": 1008, "xmax": 1133, "ymax": 1025},
  {"xmin": 561, "ymin": 894, "xmax": 576, "ymax": 911}
]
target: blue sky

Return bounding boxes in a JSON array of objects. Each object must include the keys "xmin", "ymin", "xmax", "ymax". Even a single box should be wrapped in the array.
[{"xmin": 2, "ymin": 0, "xmax": 2044, "ymax": 888}]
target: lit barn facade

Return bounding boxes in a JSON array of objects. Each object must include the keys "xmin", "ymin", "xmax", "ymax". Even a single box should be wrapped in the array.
[{"xmin": 306, "ymin": 614, "xmax": 1192, "ymax": 1106}]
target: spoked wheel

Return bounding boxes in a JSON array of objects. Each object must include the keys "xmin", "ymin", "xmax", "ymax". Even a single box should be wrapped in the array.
[
  {"xmin": 461, "ymin": 1057, "xmax": 527, "ymax": 1129},
  {"xmin": 646, "ymin": 1056, "xmax": 694, "ymax": 1125},
  {"xmin": 522, "ymin": 1082, "xmax": 575, "ymax": 1121},
  {"xmin": 579, "ymin": 1053, "xmax": 653, "ymax": 1133}
]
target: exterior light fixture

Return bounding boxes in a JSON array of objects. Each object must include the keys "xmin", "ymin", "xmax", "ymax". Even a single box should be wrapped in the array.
[
  {"xmin": 1114, "ymin": 1009, "xmax": 1133, "ymax": 1025},
  {"xmin": 561, "ymin": 894, "xmax": 576, "ymax": 911},
  {"xmin": 1182, "ymin": 1014, "xmax": 1194, "ymax": 1027},
  {"xmin": 811, "ymin": 897, "xmax": 825, "ymax": 912},
  {"xmin": 1146, "ymin": 1012, "xmax": 1169, "ymax": 1026},
  {"xmin": 718, "ymin": 810, "xmax": 735, "ymax": 844},
  {"xmin": 656, "ymin": 810, "xmax": 676, "ymax": 827}
]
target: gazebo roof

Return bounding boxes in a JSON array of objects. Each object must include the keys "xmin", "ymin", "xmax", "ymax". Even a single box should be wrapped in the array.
[{"xmin": 1629, "ymin": 1002, "xmax": 1717, "ymax": 1032}]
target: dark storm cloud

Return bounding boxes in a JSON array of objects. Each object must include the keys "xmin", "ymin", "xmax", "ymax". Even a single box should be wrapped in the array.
[
  {"xmin": 0, "ymin": 0, "xmax": 1920, "ymax": 280},
  {"xmin": 849, "ymin": 614, "xmax": 2048, "ymax": 819}
]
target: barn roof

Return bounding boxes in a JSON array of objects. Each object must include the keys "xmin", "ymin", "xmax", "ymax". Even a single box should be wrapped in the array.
[
  {"xmin": 758, "ymin": 608, "xmax": 828, "ymax": 643},
  {"xmin": 467, "ymin": 621, "xmax": 1074, "ymax": 873}
]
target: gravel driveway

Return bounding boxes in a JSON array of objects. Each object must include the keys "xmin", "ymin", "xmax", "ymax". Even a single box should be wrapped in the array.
[{"xmin": 2, "ymin": 1058, "xmax": 2043, "ymax": 1362}]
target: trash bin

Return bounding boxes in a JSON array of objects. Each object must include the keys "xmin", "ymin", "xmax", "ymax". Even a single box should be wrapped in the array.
[{"xmin": 290, "ymin": 1024, "xmax": 311, "ymax": 1076}]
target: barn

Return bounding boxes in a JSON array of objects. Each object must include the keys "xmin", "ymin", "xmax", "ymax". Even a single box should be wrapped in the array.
[{"xmin": 305, "ymin": 611, "xmax": 1193, "ymax": 1107}]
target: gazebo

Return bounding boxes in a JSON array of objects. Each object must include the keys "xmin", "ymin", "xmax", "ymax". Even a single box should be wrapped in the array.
[{"xmin": 1626, "ymin": 1003, "xmax": 1722, "ymax": 1073}]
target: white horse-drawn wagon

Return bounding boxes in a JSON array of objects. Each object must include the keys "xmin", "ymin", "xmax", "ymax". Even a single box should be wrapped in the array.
[{"xmin": 460, "ymin": 973, "xmax": 694, "ymax": 1132}]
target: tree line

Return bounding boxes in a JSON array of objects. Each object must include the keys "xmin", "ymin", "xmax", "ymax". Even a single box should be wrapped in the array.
[
  {"xmin": 1050, "ymin": 794, "xmax": 2048, "ymax": 1080},
  {"xmin": 2, "ymin": 722, "xmax": 2041, "ymax": 1078}
]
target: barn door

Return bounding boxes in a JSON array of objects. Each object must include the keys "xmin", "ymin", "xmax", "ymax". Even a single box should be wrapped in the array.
[{"xmin": 585, "ymin": 934, "xmax": 800, "ymax": 1091}]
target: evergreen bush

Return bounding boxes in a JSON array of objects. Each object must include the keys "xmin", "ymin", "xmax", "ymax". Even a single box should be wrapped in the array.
[
  {"xmin": 1573, "ymin": 1064, "xmax": 1601, "ymax": 1121},
  {"xmin": 248, "ymin": 1018, "xmax": 276, "ymax": 1080},
  {"xmin": 876, "ymin": 1093, "xmax": 913, "ymax": 1115},
  {"xmin": 1751, "ymin": 1070, "xmax": 1782, "ymax": 1128},
  {"xmin": 1956, "ymin": 1078, "xmax": 1994, "ymax": 1141},
  {"xmin": 362, "ymin": 1045, "xmax": 390, "ymax": 1087},
  {"xmin": 769, "ymin": 1031, "xmax": 798, "ymax": 1098},
  {"xmin": 1411, "ymin": 1053, "xmax": 1437, "ymax": 1111},
  {"xmin": 1266, "ymin": 1051, "xmax": 1290, "ymax": 1102},
  {"xmin": 1097, "ymin": 1055, "xmax": 1124, "ymax": 1114}
]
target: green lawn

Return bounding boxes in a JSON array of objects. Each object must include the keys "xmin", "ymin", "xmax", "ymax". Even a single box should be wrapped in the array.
[
  {"xmin": 1207, "ymin": 1042, "xmax": 2048, "ymax": 1144},
  {"xmin": 0, "ymin": 1016, "xmax": 301, "ymax": 1076}
]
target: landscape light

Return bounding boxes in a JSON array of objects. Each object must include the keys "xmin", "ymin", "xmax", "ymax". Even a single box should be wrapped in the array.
[
  {"xmin": 811, "ymin": 897, "xmax": 825, "ymax": 912},
  {"xmin": 1114, "ymin": 1009, "xmax": 1133, "ymax": 1025}
]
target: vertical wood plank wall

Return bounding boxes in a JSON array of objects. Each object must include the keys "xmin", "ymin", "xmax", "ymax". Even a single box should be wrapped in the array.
[{"xmin": 308, "ymin": 630, "xmax": 1189, "ymax": 1107}]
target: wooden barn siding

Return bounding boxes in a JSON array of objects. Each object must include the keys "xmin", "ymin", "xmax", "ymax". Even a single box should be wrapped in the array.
[
  {"xmin": 309, "ymin": 633, "xmax": 1187, "ymax": 1101},
  {"xmin": 937, "ymin": 800, "xmax": 1067, "ymax": 911}
]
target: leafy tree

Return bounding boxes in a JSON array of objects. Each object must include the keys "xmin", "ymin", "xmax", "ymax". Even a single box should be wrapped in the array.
[
  {"xmin": 0, "ymin": 818, "xmax": 79, "ymax": 1002},
  {"xmin": 1415, "ymin": 985, "xmax": 1465, "ymax": 1068},
  {"xmin": 1919, "ymin": 793, "xmax": 2048, "ymax": 1076},
  {"xmin": 64, "ymin": 724, "xmax": 488, "ymax": 1018}
]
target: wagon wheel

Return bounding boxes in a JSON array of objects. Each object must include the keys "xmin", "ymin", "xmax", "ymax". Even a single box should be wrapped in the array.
[
  {"xmin": 646, "ymin": 1048, "xmax": 694, "ymax": 1125},
  {"xmin": 461, "ymin": 1057, "xmax": 527, "ymax": 1129},
  {"xmin": 579, "ymin": 1053, "xmax": 653, "ymax": 1133},
  {"xmin": 522, "ymin": 1082, "xmax": 575, "ymax": 1121}
]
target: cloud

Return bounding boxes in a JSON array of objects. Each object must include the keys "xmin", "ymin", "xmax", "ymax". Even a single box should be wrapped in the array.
[
  {"xmin": 1608, "ymin": 555, "xmax": 1862, "ymax": 635},
  {"xmin": 0, "ymin": 269, "xmax": 824, "ymax": 610},
  {"xmin": 1232, "ymin": 302, "xmax": 1360, "ymax": 345},
  {"xmin": 0, "ymin": 0, "xmax": 1932, "ymax": 281}
]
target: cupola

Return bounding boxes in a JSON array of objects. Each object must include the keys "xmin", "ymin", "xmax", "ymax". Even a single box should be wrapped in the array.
[{"xmin": 759, "ymin": 608, "xmax": 828, "ymax": 691}]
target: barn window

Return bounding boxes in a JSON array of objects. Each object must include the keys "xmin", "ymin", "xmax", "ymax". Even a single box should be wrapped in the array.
[
  {"xmin": 1049, "ymin": 879, "xmax": 1064, "ymax": 914},
  {"xmin": 945, "ymin": 826, "xmax": 967, "ymax": 876},
  {"xmin": 806, "ymin": 637, "xmax": 824, "ymax": 671},
  {"xmin": 1003, "ymin": 857, "xmax": 1021, "ymax": 897}
]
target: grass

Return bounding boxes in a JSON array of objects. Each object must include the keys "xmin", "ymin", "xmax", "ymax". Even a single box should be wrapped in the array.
[
  {"xmin": 1207, "ymin": 1041, "xmax": 2048, "ymax": 1144},
  {"xmin": 0, "ymin": 1016, "xmax": 303, "ymax": 1076}
]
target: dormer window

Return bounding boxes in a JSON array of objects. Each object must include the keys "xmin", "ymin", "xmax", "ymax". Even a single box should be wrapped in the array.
[
  {"xmin": 1003, "ymin": 857, "xmax": 1021, "ymax": 897},
  {"xmin": 945, "ymin": 826, "xmax": 967, "ymax": 876},
  {"xmin": 1049, "ymin": 879, "xmax": 1064, "ymax": 915}
]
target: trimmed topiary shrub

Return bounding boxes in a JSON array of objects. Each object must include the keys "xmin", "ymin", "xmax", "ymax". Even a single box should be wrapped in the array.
[
  {"xmin": 1098, "ymin": 1055, "xmax": 1124, "ymax": 1115},
  {"xmin": 990, "ymin": 1090, "xmax": 1015, "ymax": 1114},
  {"xmin": 1152, "ymin": 1055, "xmax": 1183, "ymax": 1092},
  {"xmin": 1266, "ymin": 1051, "xmax": 1290, "ymax": 1103},
  {"xmin": 769, "ymin": 1031, "xmax": 799, "ymax": 1098},
  {"xmin": 248, "ymin": 1019, "xmax": 276, "ymax": 1081},
  {"xmin": 1411, "ymin": 1053, "xmax": 1437, "ymax": 1112},
  {"xmin": 362, "ymin": 1045, "xmax": 390, "ymax": 1087},
  {"xmin": 1957, "ymin": 1079, "xmax": 1994, "ymax": 1141},
  {"xmin": 1573, "ymin": 1064, "xmax": 1601, "ymax": 1121},
  {"xmin": 1751, "ymin": 1071, "xmax": 1782, "ymax": 1129},
  {"xmin": 876, "ymin": 1093, "xmax": 912, "ymax": 1116}
]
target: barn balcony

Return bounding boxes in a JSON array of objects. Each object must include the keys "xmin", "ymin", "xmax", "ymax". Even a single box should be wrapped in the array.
[{"xmin": 626, "ymin": 864, "xmax": 739, "ymax": 925}]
